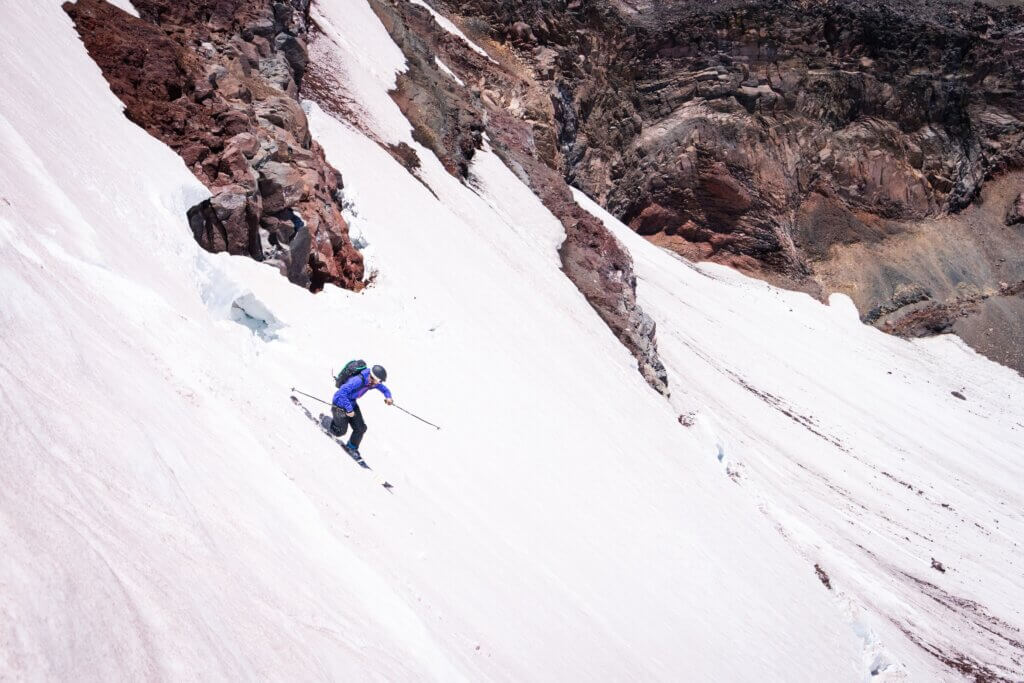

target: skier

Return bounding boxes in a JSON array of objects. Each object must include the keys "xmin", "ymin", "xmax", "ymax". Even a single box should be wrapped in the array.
[{"xmin": 331, "ymin": 364, "xmax": 392, "ymax": 455}]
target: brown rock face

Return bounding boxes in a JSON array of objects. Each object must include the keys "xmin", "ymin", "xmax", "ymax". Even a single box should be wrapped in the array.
[
  {"xmin": 438, "ymin": 0, "xmax": 1024, "ymax": 372},
  {"xmin": 456, "ymin": 0, "xmax": 1023, "ymax": 241},
  {"xmin": 64, "ymin": 0, "xmax": 363, "ymax": 291}
]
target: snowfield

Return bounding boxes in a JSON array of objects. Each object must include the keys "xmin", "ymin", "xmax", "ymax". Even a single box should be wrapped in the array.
[
  {"xmin": 574, "ymin": 192, "xmax": 1024, "ymax": 680},
  {"xmin": 0, "ymin": 1, "xmax": 1020, "ymax": 681}
]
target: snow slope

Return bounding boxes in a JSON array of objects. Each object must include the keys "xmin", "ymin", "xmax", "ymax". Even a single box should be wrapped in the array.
[
  {"xmin": 575, "ymin": 191, "xmax": 1024, "ymax": 679},
  {"xmin": 0, "ymin": 2, "xmax": 1019, "ymax": 682}
]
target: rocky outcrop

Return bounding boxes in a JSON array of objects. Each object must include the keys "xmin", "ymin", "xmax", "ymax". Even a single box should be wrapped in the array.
[
  {"xmin": 435, "ymin": 0, "xmax": 1024, "ymax": 372},
  {"xmin": 341, "ymin": 0, "xmax": 668, "ymax": 394},
  {"xmin": 368, "ymin": 2, "xmax": 486, "ymax": 179},
  {"xmin": 65, "ymin": 0, "xmax": 363, "ymax": 291}
]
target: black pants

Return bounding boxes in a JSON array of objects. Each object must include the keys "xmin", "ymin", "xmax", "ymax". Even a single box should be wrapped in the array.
[{"xmin": 331, "ymin": 402, "xmax": 367, "ymax": 448}]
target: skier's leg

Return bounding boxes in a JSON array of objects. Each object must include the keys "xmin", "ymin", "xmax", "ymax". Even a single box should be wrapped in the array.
[
  {"xmin": 330, "ymin": 406, "xmax": 349, "ymax": 436},
  {"xmin": 348, "ymin": 403, "xmax": 368, "ymax": 449}
]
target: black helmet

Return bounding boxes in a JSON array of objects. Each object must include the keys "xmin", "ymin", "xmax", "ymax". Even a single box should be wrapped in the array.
[{"xmin": 371, "ymin": 365, "xmax": 387, "ymax": 382}]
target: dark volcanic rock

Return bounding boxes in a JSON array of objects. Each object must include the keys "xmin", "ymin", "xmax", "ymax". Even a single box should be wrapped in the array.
[
  {"xmin": 65, "ymin": 0, "xmax": 363, "ymax": 291},
  {"xmin": 368, "ymin": 0, "xmax": 486, "ymax": 178},
  {"xmin": 439, "ymin": 0, "xmax": 1024, "ymax": 372},
  {"xmin": 447, "ymin": 0, "xmax": 1024, "ymax": 266}
]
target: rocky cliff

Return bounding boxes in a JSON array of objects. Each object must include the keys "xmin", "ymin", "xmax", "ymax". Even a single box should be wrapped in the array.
[
  {"xmin": 432, "ymin": 0, "xmax": 1024, "ymax": 372},
  {"xmin": 67, "ymin": 0, "xmax": 669, "ymax": 393},
  {"xmin": 65, "ymin": 0, "xmax": 1024, "ymax": 377},
  {"xmin": 65, "ymin": 0, "xmax": 363, "ymax": 291}
]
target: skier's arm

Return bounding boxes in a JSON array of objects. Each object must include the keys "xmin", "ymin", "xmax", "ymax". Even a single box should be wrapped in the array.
[{"xmin": 376, "ymin": 383, "xmax": 393, "ymax": 402}]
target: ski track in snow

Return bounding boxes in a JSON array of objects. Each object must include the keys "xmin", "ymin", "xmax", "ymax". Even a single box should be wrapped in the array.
[{"xmin": 0, "ymin": 1, "xmax": 1020, "ymax": 681}]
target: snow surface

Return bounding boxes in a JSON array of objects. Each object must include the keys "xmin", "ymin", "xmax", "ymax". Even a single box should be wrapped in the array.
[{"xmin": 0, "ymin": 1, "xmax": 1020, "ymax": 681}]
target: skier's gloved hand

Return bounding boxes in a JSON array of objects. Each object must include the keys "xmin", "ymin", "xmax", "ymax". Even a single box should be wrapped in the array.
[{"xmin": 385, "ymin": 398, "xmax": 394, "ymax": 406}]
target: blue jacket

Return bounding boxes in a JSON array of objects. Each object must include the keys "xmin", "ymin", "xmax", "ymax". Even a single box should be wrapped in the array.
[{"xmin": 333, "ymin": 368, "xmax": 392, "ymax": 412}]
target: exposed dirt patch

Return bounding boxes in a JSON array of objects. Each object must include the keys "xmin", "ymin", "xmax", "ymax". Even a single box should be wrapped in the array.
[{"xmin": 814, "ymin": 564, "xmax": 833, "ymax": 590}]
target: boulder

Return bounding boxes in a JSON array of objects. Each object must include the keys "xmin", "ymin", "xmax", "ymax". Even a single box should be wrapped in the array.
[
  {"xmin": 258, "ymin": 54, "xmax": 297, "ymax": 95},
  {"xmin": 255, "ymin": 96, "xmax": 309, "ymax": 143},
  {"xmin": 218, "ymin": 144, "xmax": 255, "ymax": 187},
  {"xmin": 258, "ymin": 161, "xmax": 315, "ymax": 213},
  {"xmin": 251, "ymin": 35, "xmax": 272, "ymax": 57},
  {"xmin": 260, "ymin": 210, "xmax": 300, "ymax": 245},
  {"xmin": 230, "ymin": 37, "xmax": 260, "ymax": 70},
  {"xmin": 274, "ymin": 33, "xmax": 308, "ymax": 83},
  {"xmin": 272, "ymin": 2, "xmax": 294, "ymax": 31},
  {"xmin": 211, "ymin": 72, "xmax": 251, "ymax": 102},
  {"xmin": 510, "ymin": 21, "xmax": 536, "ymax": 44},
  {"xmin": 216, "ymin": 108, "xmax": 252, "ymax": 137},
  {"xmin": 1006, "ymin": 192, "xmax": 1024, "ymax": 226},
  {"xmin": 188, "ymin": 184, "xmax": 260, "ymax": 258},
  {"xmin": 210, "ymin": 185, "xmax": 259, "ymax": 256},
  {"xmin": 248, "ymin": 17, "xmax": 276, "ymax": 38},
  {"xmin": 179, "ymin": 143, "xmax": 209, "ymax": 167},
  {"xmin": 226, "ymin": 132, "xmax": 261, "ymax": 159}
]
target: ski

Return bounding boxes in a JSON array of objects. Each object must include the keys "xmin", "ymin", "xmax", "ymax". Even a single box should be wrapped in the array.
[
  {"xmin": 317, "ymin": 413, "xmax": 371, "ymax": 469},
  {"xmin": 290, "ymin": 395, "xmax": 394, "ymax": 491}
]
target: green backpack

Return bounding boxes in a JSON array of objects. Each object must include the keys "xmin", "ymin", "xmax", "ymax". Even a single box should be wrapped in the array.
[{"xmin": 335, "ymin": 359, "xmax": 367, "ymax": 388}]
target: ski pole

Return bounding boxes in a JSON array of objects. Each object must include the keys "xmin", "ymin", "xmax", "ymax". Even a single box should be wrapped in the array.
[
  {"xmin": 291, "ymin": 388, "xmax": 333, "ymax": 407},
  {"xmin": 391, "ymin": 402, "xmax": 441, "ymax": 430},
  {"xmin": 294, "ymin": 388, "xmax": 440, "ymax": 430}
]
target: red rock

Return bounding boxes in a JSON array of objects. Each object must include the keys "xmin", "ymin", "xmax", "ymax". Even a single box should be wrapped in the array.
[
  {"xmin": 630, "ymin": 203, "xmax": 682, "ymax": 237},
  {"xmin": 66, "ymin": 0, "xmax": 364, "ymax": 291},
  {"xmin": 255, "ymin": 96, "xmax": 309, "ymax": 143},
  {"xmin": 179, "ymin": 143, "xmax": 209, "ymax": 167},
  {"xmin": 257, "ymin": 161, "xmax": 303, "ymax": 213},
  {"xmin": 251, "ymin": 35, "xmax": 272, "ymax": 58},
  {"xmin": 218, "ymin": 144, "xmax": 254, "ymax": 187},
  {"xmin": 226, "ymin": 132, "xmax": 260, "ymax": 159}
]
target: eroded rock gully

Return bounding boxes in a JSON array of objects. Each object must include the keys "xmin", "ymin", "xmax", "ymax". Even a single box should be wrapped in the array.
[
  {"xmin": 65, "ymin": 0, "xmax": 363, "ymax": 291},
  {"xmin": 428, "ymin": 0, "xmax": 1024, "ymax": 372}
]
